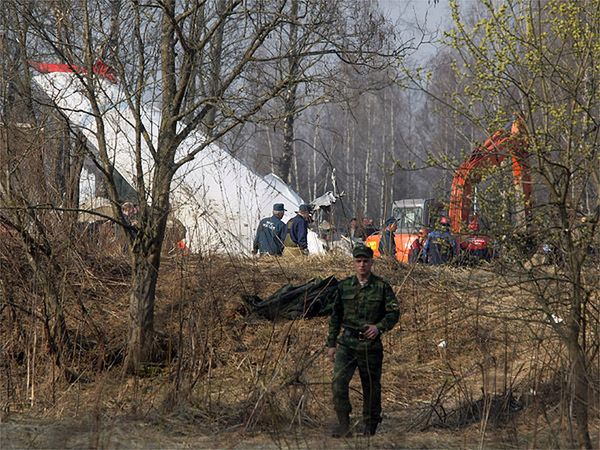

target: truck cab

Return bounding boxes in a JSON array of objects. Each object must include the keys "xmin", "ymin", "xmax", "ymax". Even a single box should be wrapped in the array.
[{"xmin": 365, "ymin": 198, "xmax": 438, "ymax": 262}]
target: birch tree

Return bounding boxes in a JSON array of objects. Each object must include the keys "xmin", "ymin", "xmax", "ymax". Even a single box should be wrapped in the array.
[{"xmin": 248, "ymin": 0, "xmax": 407, "ymax": 184}]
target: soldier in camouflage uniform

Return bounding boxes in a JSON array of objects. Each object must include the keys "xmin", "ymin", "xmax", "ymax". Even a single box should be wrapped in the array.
[{"xmin": 326, "ymin": 245, "xmax": 400, "ymax": 438}]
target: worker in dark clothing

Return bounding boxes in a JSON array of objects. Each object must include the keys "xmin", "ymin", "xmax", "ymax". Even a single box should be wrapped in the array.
[
  {"xmin": 423, "ymin": 216, "xmax": 458, "ymax": 264},
  {"xmin": 362, "ymin": 217, "xmax": 378, "ymax": 237},
  {"xmin": 378, "ymin": 217, "xmax": 397, "ymax": 258},
  {"xmin": 347, "ymin": 218, "xmax": 363, "ymax": 246},
  {"xmin": 120, "ymin": 202, "xmax": 139, "ymax": 253},
  {"xmin": 284, "ymin": 204, "xmax": 312, "ymax": 256},
  {"xmin": 252, "ymin": 203, "xmax": 287, "ymax": 256},
  {"xmin": 327, "ymin": 245, "xmax": 399, "ymax": 438}
]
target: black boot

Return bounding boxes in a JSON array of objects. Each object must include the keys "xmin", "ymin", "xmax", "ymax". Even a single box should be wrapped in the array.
[
  {"xmin": 331, "ymin": 413, "xmax": 352, "ymax": 438},
  {"xmin": 363, "ymin": 421, "xmax": 378, "ymax": 436}
]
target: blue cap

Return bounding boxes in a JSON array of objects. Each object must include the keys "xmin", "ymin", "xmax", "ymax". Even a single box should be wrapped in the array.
[
  {"xmin": 385, "ymin": 217, "xmax": 397, "ymax": 227},
  {"xmin": 273, "ymin": 203, "xmax": 286, "ymax": 212},
  {"xmin": 298, "ymin": 204, "xmax": 312, "ymax": 213}
]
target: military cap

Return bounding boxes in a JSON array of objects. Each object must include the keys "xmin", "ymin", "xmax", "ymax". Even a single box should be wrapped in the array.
[
  {"xmin": 273, "ymin": 203, "xmax": 286, "ymax": 212},
  {"xmin": 297, "ymin": 204, "xmax": 312, "ymax": 213},
  {"xmin": 352, "ymin": 245, "xmax": 374, "ymax": 259}
]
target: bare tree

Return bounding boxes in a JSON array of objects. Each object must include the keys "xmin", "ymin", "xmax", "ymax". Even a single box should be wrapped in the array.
[
  {"xmin": 4, "ymin": 0, "xmax": 302, "ymax": 373},
  {"xmin": 0, "ymin": 3, "xmax": 90, "ymax": 380},
  {"xmin": 246, "ymin": 0, "xmax": 409, "ymax": 184}
]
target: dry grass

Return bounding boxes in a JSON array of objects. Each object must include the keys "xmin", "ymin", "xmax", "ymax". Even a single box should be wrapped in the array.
[{"xmin": 1, "ymin": 246, "xmax": 599, "ymax": 448}]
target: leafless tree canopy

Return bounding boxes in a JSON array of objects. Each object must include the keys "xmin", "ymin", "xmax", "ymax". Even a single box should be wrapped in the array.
[{"xmin": 1, "ymin": 1, "xmax": 599, "ymax": 448}]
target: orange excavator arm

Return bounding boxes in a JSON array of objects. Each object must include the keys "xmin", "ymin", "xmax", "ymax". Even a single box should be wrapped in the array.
[{"xmin": 448, "ymin": 119, "xmax": 532, "ymax": 234}]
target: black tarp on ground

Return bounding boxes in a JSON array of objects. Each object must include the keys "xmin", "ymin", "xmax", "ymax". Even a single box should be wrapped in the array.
[{"xmin": 243, "ymin": 276, "xmax": 338, "ymax": 320}]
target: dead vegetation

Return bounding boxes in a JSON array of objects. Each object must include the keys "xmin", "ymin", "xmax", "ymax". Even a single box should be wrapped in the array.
[{"xmin": 1, "ymin": 242, "xmax": 599, "ymax": 448}]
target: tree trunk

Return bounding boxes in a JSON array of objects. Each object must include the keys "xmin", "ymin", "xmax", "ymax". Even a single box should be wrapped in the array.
[
  {"xmin": 125, "ymin": 171, "xmax": 171, "ymax": 374},
  {"xmin": 566, "ymin": 267, "xmax": 592, "ymax": 449},
  {"xmin": 344, "ymin": 109, "xmax": 353, "ymax": 208},
  {"xmin": 280, "ymin": 88, "xmax": 297, "ymax": 184},
  {"xmin": 125, "ymin": 248, "xmax": 160, "ymax": 373},
  {"xmin": 42, "ymin": 274, "xmax": 71, "ymax": 366},
  {"xmin": 379, "ymin": 91, "xmax": 387, "ymax": 221},
  {"xmin": 277, "ymin": 0, "xmax": 299, "ymax": 184},
  {"xmin": 566, "ymin": 329, "xmax": 592, "ymax": 449},
  {"xmin": 311, "ymin": 110, "xmax": 321, "ymax": 200},
  {"xmin": 204, "ymin": 0, "xmax": 226, "ymax": 135},
  {"xmin": 25, "ymin": 250, "xmax": 71, "ymax": 374},
  {"xmin": 266, "ymin": 126, "xmax": 274, "ymax": 173},
  {"xmin": 350, "ymin": 118, "xmax": 356, "ymax": 210},
  {"xmin": 363, "ymin": 96, "xmax": 372, "ymax": 216},
  {"xmin": 292, "ymin": 141, "xmax": 299, "ymax": 190},
  {"xmin": 389, "ymin": 91, "xmax": 395, "ymax": 206},
  {"xmin": 380, "ymin": 148, "xmax": 387, "ymax": 220}
]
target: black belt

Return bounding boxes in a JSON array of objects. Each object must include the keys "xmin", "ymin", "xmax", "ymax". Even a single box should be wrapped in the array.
[{"xmin": 343, "ymin": 327, "xmax": 366, "ymax": 340}]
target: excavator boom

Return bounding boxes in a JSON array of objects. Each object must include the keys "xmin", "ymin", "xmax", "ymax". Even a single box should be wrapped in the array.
[{"xmin": 449, "ymin": 119, "xmax": 532, "ymax": 233}]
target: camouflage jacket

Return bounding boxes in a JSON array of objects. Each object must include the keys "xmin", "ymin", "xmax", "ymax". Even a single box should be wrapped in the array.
[{"xmin": 326, "ymin": 273, "xmax": 399, "ymax": 347}]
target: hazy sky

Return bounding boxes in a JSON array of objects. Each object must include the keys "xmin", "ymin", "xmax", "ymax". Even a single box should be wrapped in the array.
[
  {"xmin": 378, "ymin": 0, "xmax": 451, "ymax": 58},
  {"xmin": 379, "ymin": 0, "xmax": 448, "ymax": 27}
]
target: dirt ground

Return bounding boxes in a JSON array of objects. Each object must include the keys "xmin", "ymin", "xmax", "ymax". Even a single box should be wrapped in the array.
[
  {"xmin": 1, "ymin": 252, "xmax": 599, "ymax": 449},
  {"xmin": 0, "ymin": 416, "xmax": 477, "ymax": 449}
]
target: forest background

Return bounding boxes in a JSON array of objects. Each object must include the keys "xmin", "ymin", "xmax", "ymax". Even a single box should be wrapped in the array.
[{"xmin": 1, "ymin": 0, "xmax": 599, "ymax": 449}]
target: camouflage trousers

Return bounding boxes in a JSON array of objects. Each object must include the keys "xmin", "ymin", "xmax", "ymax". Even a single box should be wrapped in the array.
[{"xmin": 332, "ymin": 337, "xmax": 383, "ymax": 427}]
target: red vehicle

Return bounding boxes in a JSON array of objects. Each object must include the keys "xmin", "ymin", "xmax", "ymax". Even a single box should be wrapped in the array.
[{"xmin": 367, "ymin": 118, "xmax": 532, "ymax": 262}]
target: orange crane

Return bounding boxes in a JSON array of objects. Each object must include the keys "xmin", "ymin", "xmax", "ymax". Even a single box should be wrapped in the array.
[{"xmin": 449, "ymin": 118, "xmax": 532, "ymax": 235}]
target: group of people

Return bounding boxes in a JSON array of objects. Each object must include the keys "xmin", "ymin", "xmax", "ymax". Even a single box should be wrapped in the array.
[
  {"xmin": 252, "ymin": 203, "xmax": 313, "ymax": 256},
  {"xmin": 349, "ymin": 213, "xmax": 458, "ymax": 265},
  {"xmin": 345, "ymin": 213, "xmax": 460, "ymax": 264},
  {"xmin": 346, "ymin": 217, "xmax": 378, "ymax": 243},
  {"xmin": 408, "ymin": 216, "xmax": 459, "ymax": 265}
]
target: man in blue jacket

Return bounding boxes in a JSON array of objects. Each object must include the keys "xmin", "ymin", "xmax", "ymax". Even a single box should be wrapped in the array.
[
  {"xmin": 285, "ymin": 204, "xmax": 312, "ymax": 255},
  {"xmin": 252, "ymin": 203, "xmax": 287, "ymax": 256},
  {"xmin": 423, "ymin": 216, "xmax": 458, "ymax": 264}
]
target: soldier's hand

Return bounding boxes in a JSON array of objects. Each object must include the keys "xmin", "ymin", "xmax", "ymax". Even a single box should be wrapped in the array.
[
  {"xmin": 363, "ymin": 325, "xmax": 379, "ymax": 340},
  {"xmin": 327, "ymin": 347, "xmax": 336, "ymax": 362}
]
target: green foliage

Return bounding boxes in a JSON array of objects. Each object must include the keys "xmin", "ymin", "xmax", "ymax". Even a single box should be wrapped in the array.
[
  {"xmin": 445, "ymin": 0, "xmax": 600, "ymax": 221},
  {"xmin": 441, "ymin": 2, "xmax": 600, "ymax": 446}
]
